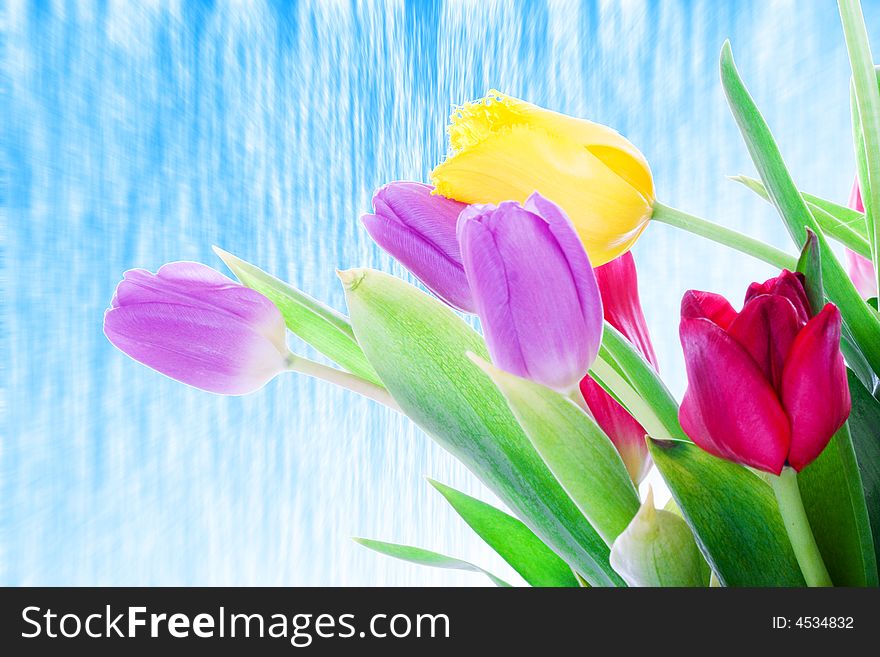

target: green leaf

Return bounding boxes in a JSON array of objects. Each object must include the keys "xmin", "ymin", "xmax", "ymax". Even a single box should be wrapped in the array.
[
  {"xmin": 847, "ymin": 370, "xmax": 880, "ymax": 567},
  {"xmin": 793, "ymin": 229, "xmax": 877, "ymax": 586},
  {"xmin": 594, "ymin": 324, "xmax": 689, "ymax": 442},
  {"xmin": 428, "ymin": 480, "xmax": 579, "ymax": 587},
  {"xmin": 469, "ymin": 357, "xmax": 640, "ymax": 545},
  {"xmin": 341, "ymin": 268, "xmax": 624, "ymax": 586},
  {"xmin": 839, "ymin": 0, "xmax": 880, "ymax": 288},
  {"xmin": 733, "ymin": 175, "xmax": 871, "ymax": 258},
  {"xmin": 353, "ymin": 538, "xmax": 511, "ymax": 587},
  {"xmin": 719, "ymin": 41, "xmax": 880, "ymax": 378},
  {"xmin": 648, "ymin": 439, "xmax": 805, "ymax": 587},
  {"xmin": 609, "ymin": 489, "xmax": 710, "ymax": 587},
  {"xmin": 213, "ymin": 247, "xmax": 382, "ymax": 386}
]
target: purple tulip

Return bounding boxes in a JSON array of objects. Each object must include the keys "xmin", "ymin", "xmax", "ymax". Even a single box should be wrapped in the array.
[
  {"xmin": 104, "ymin": 262, "xmax": 290, "ymax": 395},
  {"xmin": 362, "ymin": 181, "xmax": 474, "ymax": 312},
  {"xmin": 458, "ymin": 192, "xmax": 604, "ymax": 392}
]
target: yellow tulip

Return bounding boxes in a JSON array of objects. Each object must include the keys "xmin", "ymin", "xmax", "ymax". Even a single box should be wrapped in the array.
[{"xmin": 430, "ymin": 90, "xmax": 654, "ymax": 265}]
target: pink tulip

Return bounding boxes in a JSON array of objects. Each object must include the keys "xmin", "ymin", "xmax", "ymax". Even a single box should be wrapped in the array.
[
  {"xmin": 846, "ymin": 181, "xmax": 877, "ymax": 299},
  {"xmin": 678, "ymin": 271, "xmax": 851, "ymax": 474},
  {"xmin": 579, "ymin": 252, "xmax": 658, "ymax": 482}
]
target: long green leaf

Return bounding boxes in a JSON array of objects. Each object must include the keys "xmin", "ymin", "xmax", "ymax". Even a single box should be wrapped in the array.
[
  {"xmin": 213, "ymin": 247, "xmax": 382, "ymax": 386},
  {"xmin": 648, "ymin": 439, "xmax": 805, "ymax": 587},
  {"xmin": 733, "ymin": 175, "xmax": 871, "ymax": 257},
  {"xmin": 341, "ymin": 269, "xmax": 624, "ymax": 586},
  {"xmin": 847, "ymin": 370, "xmax": 880, "ymax": 566},
  {"xmin": 719, "ymin": 41, "xmax": 880, "ymax": 377},
  {"xmin": 428, "ymin": 480, "xmax": 579, "ymax": 587},
  {"xmin": 470, "ymin": 357, "xmax": 640, "ymax": 545},
  {"xmin": 353, "ymin": 538, "xmax": 511, "ymax": 587},
  {"xmin": 795, "ymin": 233, "xmax": 878, "ymax": 586},
  {"xmin": 839, "ymin": 0, "xmax": 880, "ymax": 292}
]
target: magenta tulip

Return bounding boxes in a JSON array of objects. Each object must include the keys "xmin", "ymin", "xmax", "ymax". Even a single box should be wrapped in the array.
[
  {"xmin": 458, "ymin": 193, "xmax": 603, "ymax": 392},
  {"xmin": 845, "ymin": 181, "xmax": 877, "ymax": 299},
  {"xmin": 104, "ymin": 262, "xmax": 289, "ymax": 395},
  {"xmin": 579, "ymin": 252, "xmax": 658, "ymax": 482},
  {"xmin": 678, "ymin": 271, "xmax": 850, "ymax": 474},
  {"xmin": 362, "ymin": 181, "xmax": 474, "ymax": 312}
]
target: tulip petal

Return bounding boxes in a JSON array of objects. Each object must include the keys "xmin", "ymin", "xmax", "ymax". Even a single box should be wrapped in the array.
[
  {"xmin": 433, "ymin": 123, "xmax": 652, "ymax": 266},
  {"xmin": 113, "ymin": 262, "xmax": 287, "ymax": 352},
  {"xmin": 104, "ymin": 302, "xmax": 287, "ymax": 395},
  {"xmin": 372, "ymin": 182, "xmax": 465, "ymax": 264},
  {"xmin": 680, "ymin": 290, "xmax": 738, "ymax": 329},
  {"xmin": 525, "ymin": 192, "xmax": 603, "ymax": 366},
  {"xmin": 745, "ymin": 270, "xmax": 811, "ymax": 323},
  {"xmin": 679, "ymin": 317, "xmax": 790, "ymax": 474},
  {"xmin": 594, "ymin": 251, "xmax": 658, "ymax": 368},
  {"xmin": 580, "ymin": 376, "xmax": 651, "ymax": 483},
  {"xmin": 458, "ymin": 202, "xmax": 596, "ymax": 390},
  {"xmin": 781, "ymin": 304, "xmax": 851, "ymax": 471},
  {"xmin": 727, "ymin": 294, "xmax": 801, "ymax": 392},
  {"xmin": 362, "ymin": 211, "xmax": 474, "ymax": 312}
]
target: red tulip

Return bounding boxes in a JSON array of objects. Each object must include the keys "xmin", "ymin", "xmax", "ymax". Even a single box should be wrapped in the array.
[
  {"xmin": 579, "ymin": 252, "xmax": 657, "ymax": 482},
  {"xmin": 678, "ymin": 271, "xmax": 851, "ymax": 474}
]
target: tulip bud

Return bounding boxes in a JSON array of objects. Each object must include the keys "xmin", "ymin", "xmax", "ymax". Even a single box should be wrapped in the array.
[
  {"xmin": 458, "ymin": 193, "xmax": 603, "ymax": 392},
  {"xmin": 845, "ymin": 180, "xmax": 877, "ymax": 299},
  {"xmin": 579, "ymin": 251, "xmax": 658, "ymax": 483},
  {"xmin": 609, "ymin": 487, "xmax": 708, "ymax": 587},
  {"xmin": 362, "ymin": 182, "xmax": 474, "ymax": 312},
  {"xmin": 678, "ymin": 271, "xmax": 851, "ymax": 474},
  {"xmin": 431, "ymin": 90, "xmax": 654, "ymax": 266},
  {"xmin": 104, "ymin": 262, "xmax": 289, "ymax": 395}
]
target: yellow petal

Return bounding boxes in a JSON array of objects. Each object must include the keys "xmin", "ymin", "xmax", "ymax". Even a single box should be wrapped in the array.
[{"xmin": 432, "ymin": 123, "xmax": 652, "ymax": 265}]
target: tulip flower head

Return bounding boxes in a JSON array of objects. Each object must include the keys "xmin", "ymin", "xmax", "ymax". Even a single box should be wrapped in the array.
[
  {"xmin": 580, "ymin": 252, "xmax": 658, "ymax": 483},
  {"xmin": 104, "ymin": 262, "xmax": 290, "ymax": 395},
  {"xmin": 362, "ymin": 182, "xmax": 474, "ymax": 312},
  {"xmin": 431, "ymin": 90, "xmax": 654, "ymax": 266},
  {"xmin": 457, "ymin": 192, "xmax": 603, "ymax": 393},
  {"xmin": 678, "ymin": 271, "xmax": 850, "ymax": 474},
  {"xmin": 845, "ymin": 181, "xmax": 877, "ymax": 299}
]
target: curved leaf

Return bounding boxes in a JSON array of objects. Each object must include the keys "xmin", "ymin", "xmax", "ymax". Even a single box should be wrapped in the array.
[
  {"xmin": 648, "ymin": 438, "xmax": 805, "ymax": 587},
  {"xmin": 342, "ymin": 268, "xmax": 624, "ymax": 586},
  {"xmin": 470, "ymin": 357, "xmax": 639, "ymax": 546},
  {"xmin": 429, "ymin": 480, "xmax": 579, "ymax": 587},
  {"xmin": 353, "ymin": 538, "xmax": 510, "ymax": 587}
]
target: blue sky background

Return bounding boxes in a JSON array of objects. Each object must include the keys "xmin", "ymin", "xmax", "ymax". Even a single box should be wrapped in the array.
[{"xmin": 4, "ymin": 0, "xmax": 879, "ymax": 585}]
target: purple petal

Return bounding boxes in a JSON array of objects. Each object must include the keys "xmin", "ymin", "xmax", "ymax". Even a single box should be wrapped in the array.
[
  {"xmin": 104, "ymin": 302, "xmax": 287, "ymax": 395},
  {"xmin": 525, "ymin": 192, "xmax": 603, "ymax": 367},
  {"xmin": 112, "ymin": 262, "xmax": 286, "ymax": 350},
  {"xmin": 459, "ymin": 201, "xmax": 595, "ymax": 391}
]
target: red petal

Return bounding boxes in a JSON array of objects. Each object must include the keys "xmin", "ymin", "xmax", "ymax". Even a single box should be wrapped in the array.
[
  {"xmin": 680, "ymin": 290, "xmax": 738, "ymax": 329},
  {"xmin": 745, "ymin": 270, "xmax": 811, "ymax": 323},
  {"xmin": 780, "ymin": 304, "xmax": 851, "ymax": 471},
  {"xmin": 678, "ymin": 317, "xmax": 790, "ymax": 474},
  {"xmin": 594, "ymin": 252, "xmax": 658, "ymax": 369},
  {"xmin": 727, "ymin": 294, "xmax": 801, "ymax": 392},
  {"xmin": 580, "ymin": 375, "xmax": 651, "ymax": 483}
]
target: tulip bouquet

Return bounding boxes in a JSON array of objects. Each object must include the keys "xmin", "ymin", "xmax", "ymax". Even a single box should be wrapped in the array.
[{"xmin": 104, "ymin": 1, "xmax": 880, "ymax": 587}]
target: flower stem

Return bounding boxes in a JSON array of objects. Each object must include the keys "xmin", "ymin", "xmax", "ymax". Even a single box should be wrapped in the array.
[
  {"xmin": 652, "ymin": 201, "xmax": 797, "ymax": 271},
  {"xmin": 286, "ymin": 354, "xmax": 401, "ymax": 412},
  {"xmin": 769, "ymin": 467, "xmax": 832, "ymax": 587}
]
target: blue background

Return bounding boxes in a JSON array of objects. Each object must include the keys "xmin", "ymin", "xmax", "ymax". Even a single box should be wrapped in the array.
[{"xmin": 4, "ymin": 0, "xmax": 879, "ymax": 585}]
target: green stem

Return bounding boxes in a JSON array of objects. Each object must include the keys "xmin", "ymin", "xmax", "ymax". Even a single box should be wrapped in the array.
[
  {"xmin": 652, "ymin": 201, "xmax": 797, "ymax": 271},
  {"xmin": 769, "ymin": 467, "xmax": 833, "ymax": 587},
  {"xmin": 286, "ymin": 354, "xmax": 401, "ymax": 412}
]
